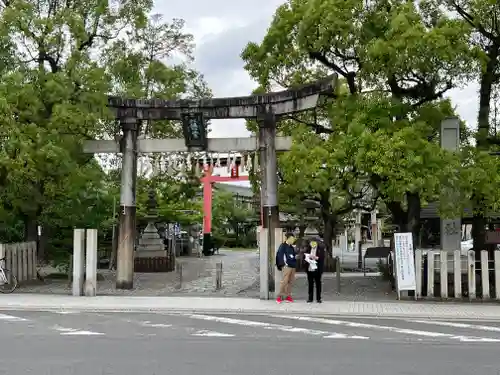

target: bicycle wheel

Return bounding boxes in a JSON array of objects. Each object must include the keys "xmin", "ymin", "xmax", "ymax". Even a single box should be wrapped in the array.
[{"xmin": 0, "ymin": 269, "xmax": 17, "ymax": 293}]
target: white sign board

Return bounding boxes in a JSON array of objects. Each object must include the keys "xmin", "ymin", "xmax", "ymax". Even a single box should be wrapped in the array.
[{"xmin": 394, "ymin": 232, "xmax": 417, "ymax": 297}]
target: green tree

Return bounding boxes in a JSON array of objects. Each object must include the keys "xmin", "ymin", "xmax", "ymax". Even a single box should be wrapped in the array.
[
  {"xmin": 103, "ymin": 13, "xmax": 211, "ymax": 138},
  {"xmin": 135, "ymin": 174, "xmax": 203, "ymax": 226},
  {"xmin": 242, "ymin": 0, "xmax": 473, "ymax": 245},
  {"xmin": 0, "ymin": 0, "xmax": 153, "ymax": 246},
  {"xmin": 102, "ymin": 13, "xmax": 212, "ymax": 203},
  {"xmin": 431, "ymin": 0, "xmax": 500, "ymax": 249},
  {"xmin": 212, "ymin": 189, "xmax": 258, "ymax": 248}
]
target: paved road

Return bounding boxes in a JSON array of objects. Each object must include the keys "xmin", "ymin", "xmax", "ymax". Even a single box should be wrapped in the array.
[{"xmin": 1, "ymin": 309, "xmax": 500, "ymax": 375}]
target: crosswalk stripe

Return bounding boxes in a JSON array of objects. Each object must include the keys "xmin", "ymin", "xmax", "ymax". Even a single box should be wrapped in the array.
[
  {"xmin": 60, "ymin": 330, "xmax": 105, "ymax": 336},
  {"xmin": 192, "ymin": 330, "xmax": 235, "ymax": 337},
  {"xmin": 408, "ymin": 320, "xmax": 500, "ymax": 333},
  {"xmin": 0, "ymin": 313, "xmax": 28, "ymax": 322},
  {"xmin": 53, "ymin": 326, "xmax": 104, "ymax": 336},
  {"xmin": 275, "ymin": 316, "xmax": 500, "ymax": 343},
  {"xmin": 185, "ymin": 314, "xmax": 369, "ymax": 340},
  {"xmin": 140, "ymin": 321, "xmax": 172, "ymax": 328}
]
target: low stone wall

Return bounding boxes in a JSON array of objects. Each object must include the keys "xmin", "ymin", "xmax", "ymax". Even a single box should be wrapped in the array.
[{"xmin": 134, "ymin": 256, "xmax": 175, "ymax": 273}]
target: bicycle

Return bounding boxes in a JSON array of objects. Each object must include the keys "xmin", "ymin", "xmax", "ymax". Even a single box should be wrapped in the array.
[{"xmin": 0, "ymin": 257, "xmax": 17, "ymax": 293}]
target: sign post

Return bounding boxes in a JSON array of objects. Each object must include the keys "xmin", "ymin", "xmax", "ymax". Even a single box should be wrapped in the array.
[{"xmin": 393, "ymin": 232, "xmax": 417, "ymax": 300}]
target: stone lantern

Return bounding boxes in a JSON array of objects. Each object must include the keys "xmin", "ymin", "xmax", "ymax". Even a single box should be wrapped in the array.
[
  {"xmin": 302, "ymin": 199, "xmax": 321, "ymax": 237},
  {"xmin": 135, "ymin": 187, "xmax": 167, "ymax": 262}
]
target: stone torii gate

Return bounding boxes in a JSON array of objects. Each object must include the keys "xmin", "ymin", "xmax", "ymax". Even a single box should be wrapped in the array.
[{"xmin": 83, "ymin": 74, "xmax": 337, "ymax": 298}]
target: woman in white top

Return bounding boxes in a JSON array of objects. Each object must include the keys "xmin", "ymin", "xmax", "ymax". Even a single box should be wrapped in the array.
[{"xmin": 302, "ymin": 238, "xmax": 325, "ymax": 303}]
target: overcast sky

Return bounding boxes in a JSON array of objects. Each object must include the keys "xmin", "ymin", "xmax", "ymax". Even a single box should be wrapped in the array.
[{"xmin": 153, "ymin": 0, "xmax": 479, "ymax": 184}]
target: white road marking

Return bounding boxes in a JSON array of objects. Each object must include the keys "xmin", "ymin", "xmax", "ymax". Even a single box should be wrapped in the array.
[
  {"xmin": 409, "ymin": 320, "xmax": 500, "ymax": 333},
  {"xmin": 55, "ymin": 311, "xmax": 77, "ymax": 315},
  {"xmin": 185, "ymin": 314, "xmax": 369, "ymax": 340},
  {"xmin": 53, "ymin": 326, "xmax": 104, "ymax": 336},
  {"xmin": 0, "ymin": 313, "xmax": 28, "ymax": 322},
  {"xmin": 276, "ymin": 316, "xmax": 500, "ymax": 343},
  {"xmin": 61, "ymin": 330, "xmax": 105, "ymax": 336},
  {"xmin": 140, "ymin": 321, "xmax": 172, "ymax": 328},
  {"xmin": 192, "ymin": 330, "xmax": 235, "ymax": 337}
]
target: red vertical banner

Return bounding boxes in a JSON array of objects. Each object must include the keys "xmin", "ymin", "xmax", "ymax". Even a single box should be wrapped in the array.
[{"xmin": 230, "ymin": 164, "xmax": 239, "ymax": 178}]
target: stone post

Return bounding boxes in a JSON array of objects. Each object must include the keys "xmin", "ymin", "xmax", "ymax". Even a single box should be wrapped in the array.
[
  {"xmin": 84, "ymin": 229, "xmax": 98, "ymax": 297},
  {"xmin": 72, "ymin": 229, "xmax": 85, "ymax": 296},
  {"xmin": 116, "ymin": 118, "xmax": 139, "ymax": 289},
  {"xmin": 355, "ymin": 210, "xmax": 362, "ymax": 268},
  {"xmin": 440, "ymin": 117, "xmax": 461, "ymax": 251},
  {"xmin": 371, "ymin": 210, "xmax": 378, "ymax": 246}
]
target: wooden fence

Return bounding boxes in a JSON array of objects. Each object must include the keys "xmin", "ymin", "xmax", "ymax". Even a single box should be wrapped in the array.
[
  {"xmin": 0, "ymin": 241, "xmax": 38, "ymax": 283},
  {"xmin": 413, "ymin": 249, "xmax": 500, "ymax": 300}
]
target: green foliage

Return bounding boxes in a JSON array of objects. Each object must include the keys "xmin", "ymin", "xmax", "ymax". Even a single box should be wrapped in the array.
[
  {"xmin": 0, "ymin": 1, "xmax": 211, "ymax": 265},
  {"xmin": 0, "ymin": 0, "xmax": 150, "ymax": 253},
  {"xmin": 135, "ymin": 174, "xmax": 203, "ymax": 226},
  {"xmin": 212, "ymin": 189, "xmax": 258, "ymax": 248},
  {"xmin": 242, "ymin": 0, "xmax": 480, "ymax": 236}
]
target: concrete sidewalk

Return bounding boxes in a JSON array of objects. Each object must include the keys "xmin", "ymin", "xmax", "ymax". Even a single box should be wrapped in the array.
[{"xmin": 1, "ymin": 294, "xmax": 500, "ymax": 320}]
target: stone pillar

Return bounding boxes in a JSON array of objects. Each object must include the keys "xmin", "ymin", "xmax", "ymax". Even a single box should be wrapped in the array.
[
  {"xmin": 259, "ymin": 227, "xmax": 269, "ymax": 299},
  {"xmin": 84, "ymin": 229, "xmax": 98, "ymax": 297},
  {"xmin": 72, "ymin": 229, "xmax": 85, "ymax": 296},
  {"xmin": 355, "ymin": 210, "xmax": 362, "ymax": 268},
  {"xmin": 339, "ymin": 232, "xmax": 348, "ymax": 256},
  {"xmin": 116, "ymin": 118, "xmax": 139, "ymax": 289},
  {"xmin": 440, "ymin": 117, "xmax": 461, "ymax": 251},
  {"xmin": 258, "ymin": 109, "xmax": 279, "ymax": 298},
  {"xmin": 377, "ymin": 219, "xmax": 383, "ymax": 246},
  {"xmin": 371, "ymin": 210, "xmax": 378, "ymax": 245}
]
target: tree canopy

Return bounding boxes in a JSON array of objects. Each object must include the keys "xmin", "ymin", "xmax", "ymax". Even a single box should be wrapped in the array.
[
  {"xmin": 1, "ymin": 0, "xmax": 500, "ymax": 264},
  {"xmin": 242, "ymin": 0, "xmax": 500, "ymax": 248},
  {"xmin": 0, "ymin": 0, "xmax": 210, "ymax": 264}
]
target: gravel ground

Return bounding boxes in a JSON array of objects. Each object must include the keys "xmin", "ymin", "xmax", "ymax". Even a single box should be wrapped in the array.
[{"xmin": 16, "ymin": 249, "xmax": 259, "ymax": 297}]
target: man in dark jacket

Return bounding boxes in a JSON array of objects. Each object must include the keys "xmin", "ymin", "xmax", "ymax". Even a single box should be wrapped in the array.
[
  {"xmin": 302, "ymin": 237, "xmax": 325, "ymax": 303},
  {"xmin": 275, "ymin": 232, "xmax": 297, "ymax": 303}
]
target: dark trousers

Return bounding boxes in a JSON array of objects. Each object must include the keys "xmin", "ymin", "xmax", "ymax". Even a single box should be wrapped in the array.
[{"xmin": 306, "ymin": 270, "xmax": 322, "ymax": 301}]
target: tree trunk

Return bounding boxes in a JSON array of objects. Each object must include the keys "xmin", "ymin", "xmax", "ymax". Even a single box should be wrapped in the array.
[
  {"xmin": 406, "ymin": 192, "xmax": 421, "ymax": 247},
  {"xmin": 23, "ymin": 216, "xmax": 38, "ymax": 242},
  {"xmin": 472, "ymin": 201, "xmax": 486, "ymax": 251},
  {"xmin": 386, "ymin": 201, "xmax": 407, "ymax": 232},
  {"xmin": 319, "ymin": 190, "xmax": 335, "ymax": 255},
  {"xmin": 322, "ymin": 214, "xmax": 336, "ymax": 256},
  {"xmin": 38, "ymin": 226, "xmax": 50, "ymax": 264}
]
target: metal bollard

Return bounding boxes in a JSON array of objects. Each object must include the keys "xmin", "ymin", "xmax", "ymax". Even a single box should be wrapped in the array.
[
  {"xmin": 215, "ymin": 262, "xmax": 223, "ymax": 290},
  {"xmin": 176, "ymin": 261, "xmax": 183, "ymax": 289},
  {"xmin": 335, "ymin": 256, "xmax": 341, "ymax": 293}
]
